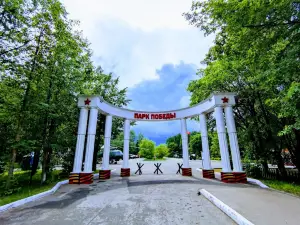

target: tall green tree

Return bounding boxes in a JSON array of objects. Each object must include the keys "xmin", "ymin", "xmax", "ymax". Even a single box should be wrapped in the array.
[
  {"xmin": 166, "ymin": 134, "xmax": 182, "ymax": 157},
  {"xmin": 0, "ymin": 0, "xmax": 132, "ymax": 190},
  {"xmin": 184, "ymin": 0, "xmax": 300, "ymax": 174},
  {"xmin": 134, "ymin": 133, "xmax": 144, "ymax": 155},
  {"xmin": 189, "ymin": 132, "xmax": 202, "ymax": 157}
]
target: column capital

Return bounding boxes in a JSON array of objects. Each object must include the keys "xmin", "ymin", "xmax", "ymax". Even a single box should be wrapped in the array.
[{"xmin": 212, "ymin": 93, "xmax": 236, "ymax": 107}]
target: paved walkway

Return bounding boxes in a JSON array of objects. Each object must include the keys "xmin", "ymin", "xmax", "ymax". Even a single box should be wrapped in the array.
[
  {"xmin": 1, "ymin": 158, "xmax": 300, "ymax": 225},
  {"xmin": 0, "ymin": 174, "xmax": 234, "ymax": 225},
  {"xmin": 204, "ymin": 184, "xmax": 300, "ymax": 225}
]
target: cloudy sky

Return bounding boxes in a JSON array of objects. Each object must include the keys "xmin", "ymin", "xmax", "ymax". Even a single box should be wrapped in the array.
[{"xmin": 62, "ymin": 0, "xmax": 214, "ymax": 144}]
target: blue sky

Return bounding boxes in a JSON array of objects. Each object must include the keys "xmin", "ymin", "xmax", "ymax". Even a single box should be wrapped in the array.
[{"xmin": 63, "ymin": 0, "xmax": 214, "ymax": 144}]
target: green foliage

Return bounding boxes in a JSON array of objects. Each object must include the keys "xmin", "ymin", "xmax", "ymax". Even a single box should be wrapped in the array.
[
  {"xmin": 209, "ymin": 132, "xmax": 221, "ymax": 158},
  {"xmin": 143, "ymin": 158, "xmax": 166, "ymax": 161},
  {"xmin": 184, "ymin": 0, "xmax": 300, "ymax": 171},
  {"xmin": 155, "ymin": 144, "xmax": 169, "ymax": 158},
  {"xmin": 0, "ymin": 157, "xmax": 5, "ymax": 174},
  {"xmin": 138, "ymin": 139, "xmax": 155, "ymax": 159},
  {"xmin": 0, "ymin": 170, "xmax": 68, "ymax": 205},
  {"xmin": 189, "ymin": 132, "xmax": 202, "ymax": 157},
  {"xmin": 110, "ymin": 130, "xmax": 137, "ymax": 153},
  {"xmin": 134, "ymin": 133, "xmax": 144, "ymax": 155},
  {"xmin": 262, "ymin": 180, "xmax": 300, "ymax": 197},
  {"xmin": 0, "ymin": 0, "xmax": 131, "ymax": 188},
  {"xmin": 61, "ymin": 148, "xmax": 75, "ymax": 175},
  {"xmin": 166, "ymin": 134, "xmax": 182, "ymax": 157}
]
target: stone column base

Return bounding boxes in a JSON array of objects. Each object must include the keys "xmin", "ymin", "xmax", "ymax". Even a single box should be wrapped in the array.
[
  {"xmin": 221, "ymin": 172, "xmax": 235, "ymax": 183},
  {"xmin": 182, "ymin": 168, "xmax": 192, "ymax": 176},
  {"xmin": 121, "ymin": 168, "xmax": 130, "ymax": 177},
  {"xmin": 202, "ymin": 169, "xmax": 215, "ymax": 179},
  {"xmin": 69, "ymin": 172, "xmax": 93, "ymax": 184},
  {"xmin": 99, "ymin": 170, "xmax": 111, "ymax": 180},
  {"xmin": 233, "ymin": 172, "xmax": 247, "ymax": 183}
]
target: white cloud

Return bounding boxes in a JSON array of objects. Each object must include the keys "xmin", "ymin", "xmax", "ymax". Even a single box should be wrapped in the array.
[
  {"xmin": 62, "ymin": 0, "xmax": 195, "ymax": 32},
  {"xmin": 61, "ymin": 0, "xmax": 213, "ymax": 143},
  {"xmin": 61, "ymin": 0, "xmax": 214, "ymax": 88},
  {"xmin": 179, "ymin": 95, "xmax": 191, "ymax": 108}
]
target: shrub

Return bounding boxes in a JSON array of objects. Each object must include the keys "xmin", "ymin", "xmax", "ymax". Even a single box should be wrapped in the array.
[
  {"xmin": 138, "ymin": 139, "xmax": 155, "ymax": 159},
  {"xmin": 61, "ymin": 148, "xmax": 75, "ymax": 175},
  {"xmin": 155, "ymin": 144, "xmax": 169, "ymax": 158}
]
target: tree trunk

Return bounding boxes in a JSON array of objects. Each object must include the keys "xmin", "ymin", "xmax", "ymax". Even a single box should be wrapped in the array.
[
  {"xmin": 6, "ymin": 145, "xmax": 17, "ymax": 189},
  {"xmin": 294, "ymin": 129, "xmax": 300, "ymax": 175},
  {"xmin": 276, "ymin": 149, "xmax": 287, "ymax": 180},
  {"xmin": 41, "ymin": 145, "xmax": 52, "ymax": 183},
  {"xmin": 262, "ymin": 161, "xmax": 268, "ymax": 172},
  {"xmin": 6, "ymin": 29, "xmax": 44, "ymax": 188}
]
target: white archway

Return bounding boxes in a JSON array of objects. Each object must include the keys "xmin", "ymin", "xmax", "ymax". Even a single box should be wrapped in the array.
[{"xmin": 69, "ymin": 92, "xmax": 246, "ymax": 184}]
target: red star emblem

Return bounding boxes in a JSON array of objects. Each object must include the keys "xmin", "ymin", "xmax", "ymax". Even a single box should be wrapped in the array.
[
  {"xmin": 84, "ymin": 98, "xmax": 91, "ymax": 105},
  {"xmin": 222, "ymin": 97, "xmax": 229, "ymax": 103}
]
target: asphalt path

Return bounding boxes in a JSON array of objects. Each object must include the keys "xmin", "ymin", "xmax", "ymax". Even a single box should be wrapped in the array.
[{"xmin": 1, "ymin": 159, "xmax": 235, "ymax": 225}]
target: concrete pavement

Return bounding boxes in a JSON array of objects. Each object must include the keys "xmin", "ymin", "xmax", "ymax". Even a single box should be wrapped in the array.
[
  {"xmin": 1, "ymin": 158, "xmax": 300, "ymax": 225},
  {"xmin": 0, "ymin": 173, "xmax": 235, "ymax": 225},
  {"xmin": 204, "ymin": 184, "xmax": 300, "ymax": 225},
  {"xmin": 101, "ymin": 158, "xmax": 300, "ymax": 225}
]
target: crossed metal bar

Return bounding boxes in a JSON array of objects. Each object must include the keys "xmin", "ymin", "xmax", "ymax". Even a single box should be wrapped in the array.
[
  {"xmin": 154, "ymin": 163, "xmax": 163, "ymax": 174},
  {"xmin": 135, "ymin": 163, "xmax": 144, "ymax": 175},
  {"xmin": 176, "ymin": 163, "xmax": 183, "ymax": 174}
]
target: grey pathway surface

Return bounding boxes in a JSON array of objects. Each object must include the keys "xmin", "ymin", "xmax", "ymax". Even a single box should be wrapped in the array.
[
  {"xmin": 206, "ymin": 184, "xmax": 300, "ymax": 225},
  {"xmin": 0, "ymin": 172, "xmax": 235, "ymax": 225},
  {"xmin": 101, "ymin": 158, "xmax": 300, "ymax": 225},
  {"xmin": 2, "ymin": 158, "xmax": 299, "ymax": 225}
]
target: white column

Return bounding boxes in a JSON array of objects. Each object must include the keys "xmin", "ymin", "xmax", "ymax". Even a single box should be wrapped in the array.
[
  {"xmin": 72, "ymin": 108, "xmax": 88, "ymax": 173},
  {"xmin": 102, "ymin": 115, "xmax": 113, "ymax": 170},
  {"xmin": 225, "ymin": 106, "xmax": 243, "ymax": 171},
  {"xmin": 180, "ymin": 118, "xmax": 190, "ymax": 168},
  {"xmin": 83, "ymin": 108, "xmax": 98, "ymax": 173},
  {"xmin": 122, "ymin": 119, "xmax": 130, "ymax": 168},
  {"xmin": 200, "ymin": 114, "xmax": 212, "ymax": 170},
  {"xmin": 215, "ymin": 106, "xmax": 231, "ymax": 172}
]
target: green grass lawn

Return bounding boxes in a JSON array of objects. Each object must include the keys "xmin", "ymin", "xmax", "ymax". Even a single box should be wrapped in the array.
[
  {"xmin": 262, "ymin": 180, "xmax": 300, "ymax": 197},
  {"xmin": 0, "ymin": 170, "xmax": 69, "ymax": 206},
  {"xmin": 143, "ymin": 158, "xmax": 167, "ymax": 161}
]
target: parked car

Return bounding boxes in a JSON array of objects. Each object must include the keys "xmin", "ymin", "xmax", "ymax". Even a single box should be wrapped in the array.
[
  {"xmin": 97, "ymin": 150, "xmax": 123, "ymax": 164},
  {"xmin": 190, "ymin": 154, "xmax": 196, "ymax": 160},
  {"xmin": 129, "ymin": 154, "xmax": 138, "ymax": 159},
  {"xmin": 109, "ymin": 150, "xmax": 123, "ymax": 164}
]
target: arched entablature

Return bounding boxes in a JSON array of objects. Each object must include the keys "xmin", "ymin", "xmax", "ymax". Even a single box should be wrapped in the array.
[{"xmin": 77, "ymin": 92, "xmax": 237, "ymax": 121}]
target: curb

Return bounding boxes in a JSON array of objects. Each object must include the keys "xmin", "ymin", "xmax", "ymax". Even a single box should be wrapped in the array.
[
  {"xmin": 0, "ymin": 172, "xmax": 107, "ymax": 213},
  {"xmin": 200, "ymin": 189, "xmax": 254, "ymax": 225},
  {"xmin": 0, "ymin": 180, "xmax": 68, "ymax": 213},
  {"xmin": 246, "ymin": 178, "xmax": 268, "ymax": 189},
  {"xmin": 196, "ymin": 168, "xmax": 269, "ymax": 189}
]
